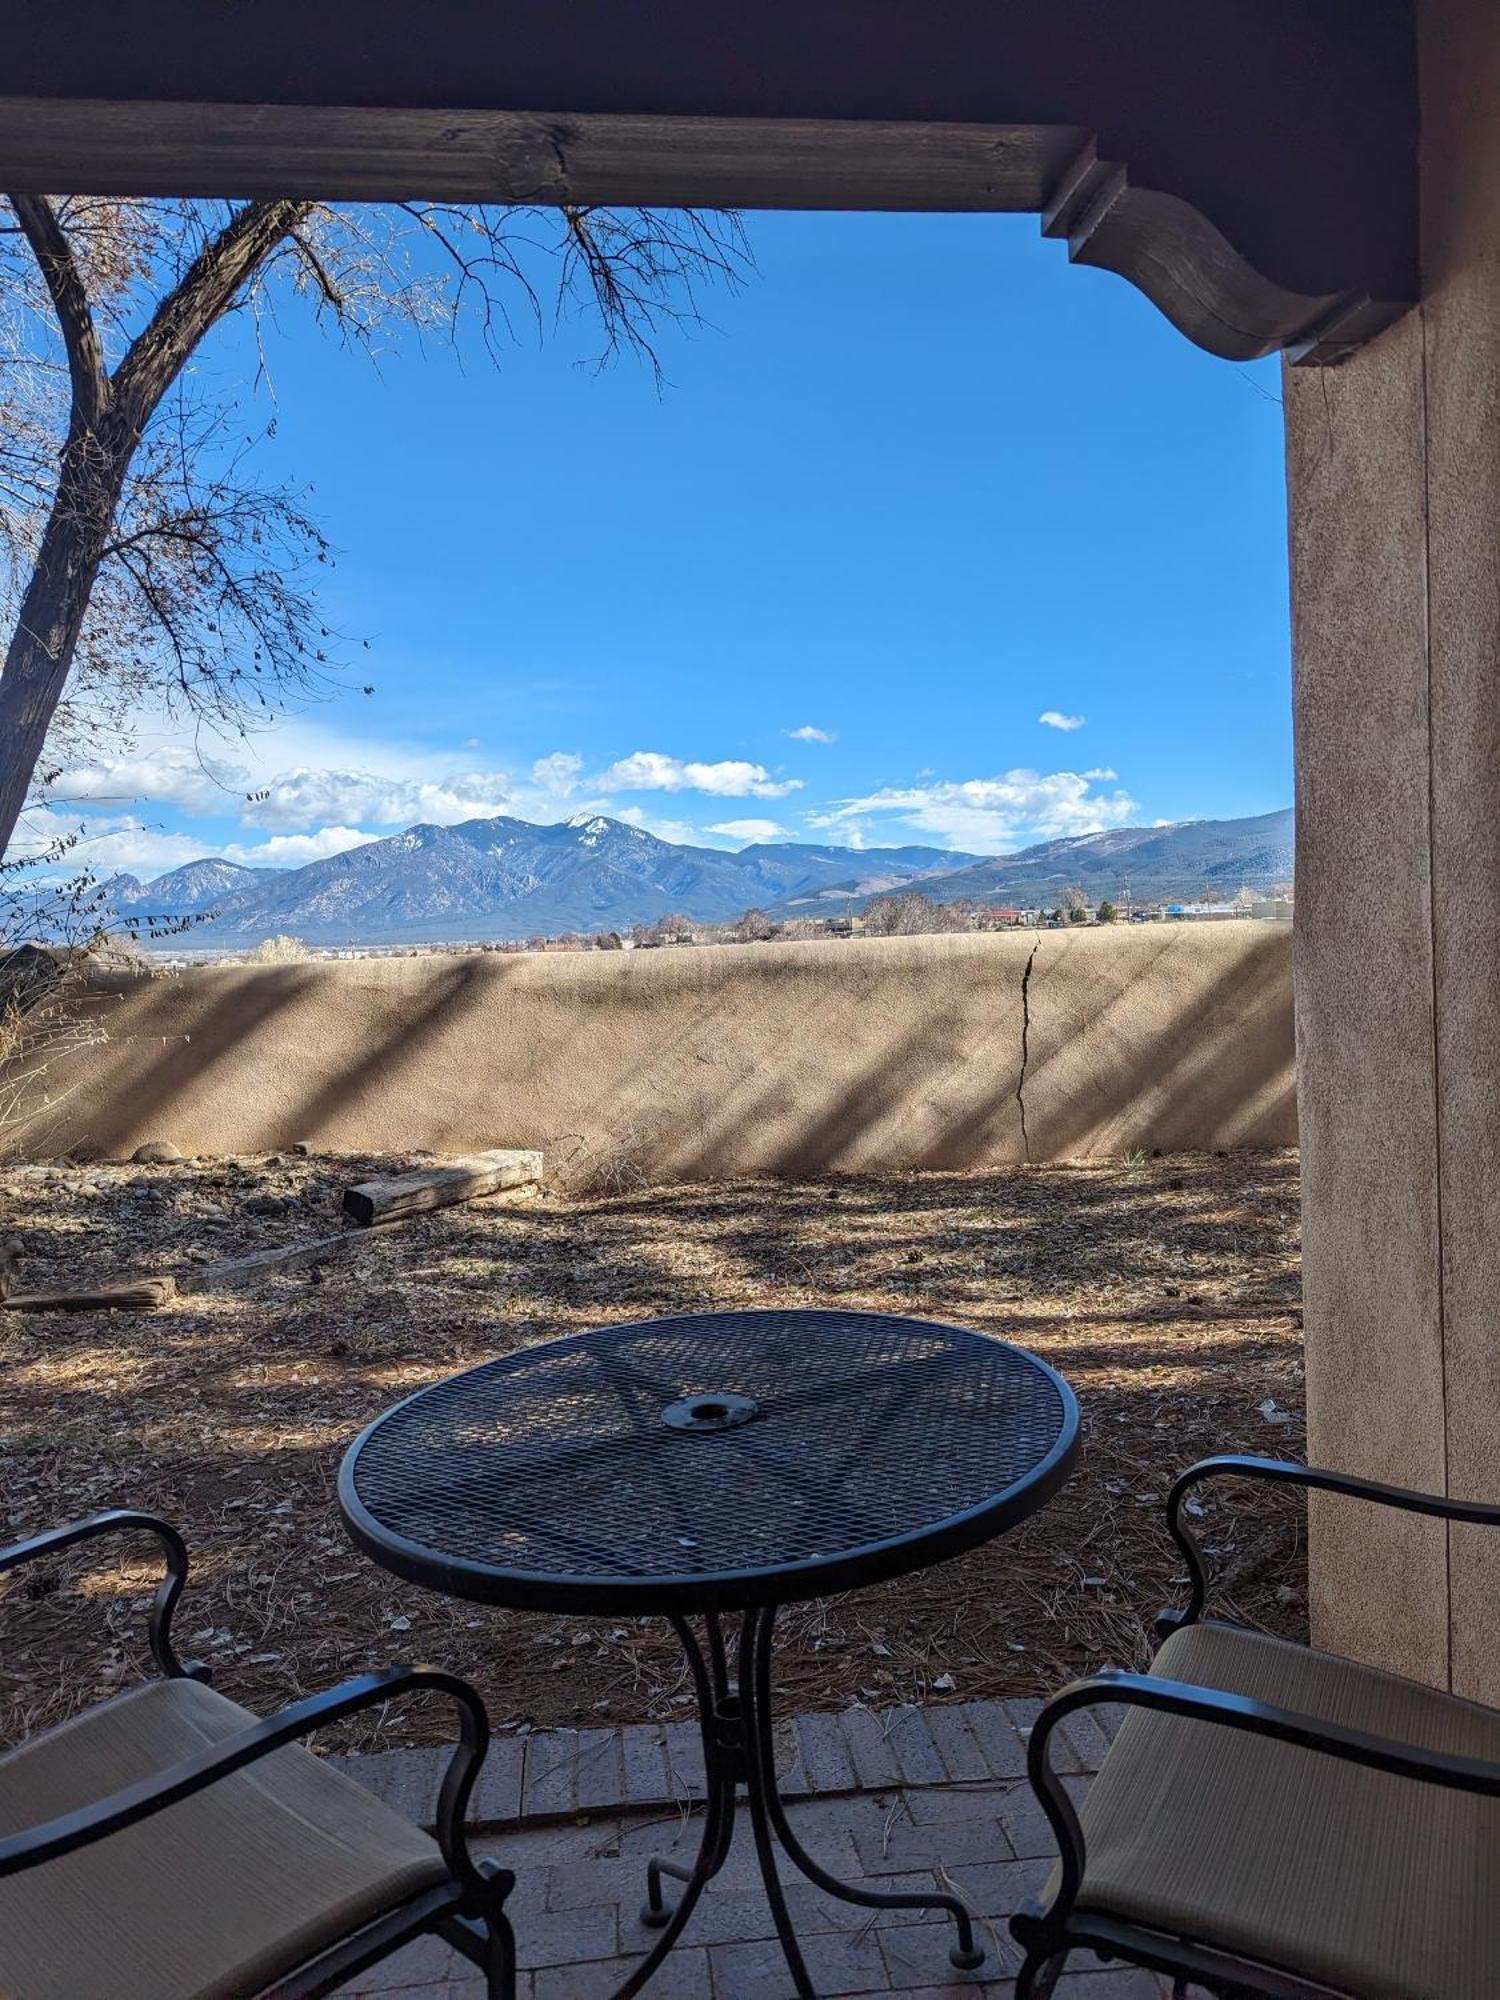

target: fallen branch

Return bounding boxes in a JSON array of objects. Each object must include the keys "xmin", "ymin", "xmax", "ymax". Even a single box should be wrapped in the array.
[{"xmin": 342, "ymin": 1149, "xmax": 542, "ymax": 1227}]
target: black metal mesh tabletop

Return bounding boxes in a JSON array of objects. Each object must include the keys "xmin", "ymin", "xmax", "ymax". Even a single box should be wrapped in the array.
[{"xmin": 339, "ymin": 1309, "xmax": 1079, "ymax": 1613}]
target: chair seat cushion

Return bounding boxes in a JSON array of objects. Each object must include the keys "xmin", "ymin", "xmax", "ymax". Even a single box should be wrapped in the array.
[
  {"xmin": 1075, "ymin": 1622, "xmax": 1500, "ymax": 1999},
  {"xmin": 0, "ymin": 1676, "xmax": 452, "ymax": 2000}
]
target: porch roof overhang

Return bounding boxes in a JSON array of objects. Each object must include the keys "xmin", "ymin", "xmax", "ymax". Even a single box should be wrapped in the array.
[{"xmin": 1, "ymin": 0, "xmax": 1417, "ymax": 366}]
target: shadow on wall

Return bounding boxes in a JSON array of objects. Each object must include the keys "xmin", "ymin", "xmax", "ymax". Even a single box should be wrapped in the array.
[{"xmin": 23, "ymin": 923, "xmax": 1295, "ymax": 1176}]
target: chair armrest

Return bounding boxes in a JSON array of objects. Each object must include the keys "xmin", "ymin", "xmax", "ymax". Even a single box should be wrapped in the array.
[
  {"xmin": 1, "ymin": 1510, "xmax": 197, "ymax": 1680},
  {"xmin": 1159, "ymin": 1455, "xmax": 1500, "ymax": 1635},
  {"xmin": 0, "ymin": 1663, "xmax": 493, "ymax": 1897},
  {"xmin": 1023, "ymin": 1667, "xmax": 1500, "ymax": 1921}
]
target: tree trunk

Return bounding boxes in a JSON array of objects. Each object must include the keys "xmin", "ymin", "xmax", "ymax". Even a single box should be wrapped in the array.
[
  {"xmin": 0, "ymin": 456, "xmax": 123, "ymax": 860},
  {"xmin": 0, "ymin": 196, "xmax": 310, "ymax": 867}
]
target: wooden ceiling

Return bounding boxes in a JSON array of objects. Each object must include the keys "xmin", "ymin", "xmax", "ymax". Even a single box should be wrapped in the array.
[{"xmin": 1, "ymin": 0, "xmax": 1418, "ymax": 364}]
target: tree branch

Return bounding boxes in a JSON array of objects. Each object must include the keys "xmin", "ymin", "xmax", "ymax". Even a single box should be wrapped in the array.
[
  {"xmin": 287, "ymin": 230, "xmax": 345, "ymax": 314},
  {"xmin": 110, "ymin": 198, "xmax": 313, "ymax": 441},
  {"xmin": 5, "ymin": 195, "xmax": 109, "ymax": 434}
]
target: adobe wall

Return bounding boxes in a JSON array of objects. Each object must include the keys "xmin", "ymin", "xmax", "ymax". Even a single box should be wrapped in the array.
[
  {"xmin": 1286, "ymin": 0, "xmax": 1500, "ymax": 1696},
  {"xmin": 14, "ymin": 923, "xmax": 1294, "ymax": 1178}
]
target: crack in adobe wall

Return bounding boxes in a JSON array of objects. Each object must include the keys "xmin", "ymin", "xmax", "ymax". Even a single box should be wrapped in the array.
[{"xmin": 1015, "ymin": 938, "xmax": 1039, "ymax": 1163}]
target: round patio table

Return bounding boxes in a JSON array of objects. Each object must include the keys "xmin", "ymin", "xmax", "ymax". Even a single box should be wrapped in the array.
[{"xmin": 339, "ymin": 1307, "xmax": 1079, "ymax": 2000}]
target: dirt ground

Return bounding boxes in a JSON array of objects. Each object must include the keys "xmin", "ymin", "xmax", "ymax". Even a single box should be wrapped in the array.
[{"xmin": 0, "ymin": 1150, "xmax": 1306, "ymax": 1754}]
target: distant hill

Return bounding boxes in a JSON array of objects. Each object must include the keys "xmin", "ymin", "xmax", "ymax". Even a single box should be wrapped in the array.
[
  {"xmin": 813, "ymin": 808, "xmax": 1294, "ymax": 912},
  {"xmin": 104, "ymin": 806, "xmax": 1292, "ymax": 946},
  {"xmin": 109, "ymin": 858, "xmax": 277, "ymax": 917},
  {"xmin": 105, "ymin": 815, "xmax": 976, "ymax": 946}
]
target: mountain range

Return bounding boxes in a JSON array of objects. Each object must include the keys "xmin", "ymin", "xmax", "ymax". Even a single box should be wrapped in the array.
[
  {"xmin": 798, "ymin": 806, "xmax": 1294, "ymax": 913},
  {"xmin": 106, "ymin": 806, "xmax": 1293, "ymax": 947},
  {"xmin": 105, "ymin": 815, "xmax": 979, "ymax": 945}
]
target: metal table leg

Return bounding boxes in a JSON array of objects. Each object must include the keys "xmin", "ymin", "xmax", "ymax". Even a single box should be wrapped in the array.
[
  {"xmin": 612, "ymin": 1614, "xmax": 738, "ymax": 2000},
  {"xmin": 624, "ymin": 1606, "xmax": 984, "ymax": 1999}
]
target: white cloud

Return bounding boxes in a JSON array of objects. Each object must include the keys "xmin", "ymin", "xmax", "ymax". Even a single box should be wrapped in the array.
[
  {"xmin": 15, "ymin": 806, "xmax": 378, "ymax": 879},
  {"xmin": 784, "ymin": 725, "xmax": 836, "ymax": 744},
  {"xmin": 1038, "ymin": 711, "xmax": 1086, "ymax": 731},
  {"xmin": 707, "ymin": 818, "xmax": 789, "ymax": 844},
  {"xmin": 221, "ymin": 827, "xmax": 372, "ymax": 867},
  {"xmin": 531, "ymin": 751, "xmax": 583, "ymax": 796},
  {"xmin": 242, "ymin": 765, "xmax": 516, "ymax": 832},
  {"xmin": 598, "ymin": 751, "xmax": 802, "ymax": 799},
  {"xmin": 13, "ymin": 809, "xmax": 222, "ymax": 879},
  {"xmin": 50, "ymin": 748, "xmax": 254, "ymax": 815},
  {"xmin": 612, "ymin": 806, "xmax": 714, "ymax": 847},
  {"xmin": 45, "ymin": 728, "xmax": 525, "ymax": 835},
  {"xmin": 810, "ymin": 768, "xmax": 1138, "ymax": 854}
]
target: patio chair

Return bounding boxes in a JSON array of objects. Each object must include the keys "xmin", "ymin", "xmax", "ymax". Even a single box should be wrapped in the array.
[
  {"xmin": 1011, "ymin": 1455, "xmax": 1500, "ymax": 2000},
  {"xmin": 0, "ymin": 1509, "xmax": 516, "ymax": 2000}
]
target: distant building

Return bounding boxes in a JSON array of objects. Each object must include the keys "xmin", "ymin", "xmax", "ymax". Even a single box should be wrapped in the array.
[{"xmin": 1166, "ymin": 901, "xmax": 1242, "ymax": 921}]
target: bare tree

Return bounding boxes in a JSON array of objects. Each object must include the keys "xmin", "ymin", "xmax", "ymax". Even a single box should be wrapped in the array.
[
  {"xmin": 863, "ymin": 890, "xmax": 969, "ymax": 938},
  {"xmin": 0, "ymin": 197, "xmax": 747, "ymax": 871},
  {"xmin": 727, "ymin": 906, "xmax": 775, "ymax": 942},
  {"xmin": 631, "ymin": 912, "xmax": 697, "ymax": 946}
]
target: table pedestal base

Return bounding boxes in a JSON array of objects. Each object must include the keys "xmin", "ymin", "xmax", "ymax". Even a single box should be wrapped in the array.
[{"xmin": 610, "ymin": 1606, "xmax": 984, "ymax": 2000}]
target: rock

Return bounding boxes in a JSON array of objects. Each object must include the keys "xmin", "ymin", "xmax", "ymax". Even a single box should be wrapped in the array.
[
  {"xmin": 292, "ymin": 1140, "xmax": 315, "ymax": 1156},
  {"xmin": 132, "ymin": 1140, "xmax": 183, "ymax": 1165},
  {"xmin": 244, "ymin": 1194, "xmax": 285, "ymax": 1217}
]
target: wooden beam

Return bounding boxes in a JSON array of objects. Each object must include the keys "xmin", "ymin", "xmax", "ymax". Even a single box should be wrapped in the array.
[
  {"xmin": 4, "ymin": 1276, "xmax": 175, "ymax": 1311},
  {"xmin": 0, "ymin": 0, "xmax": 1419, "ymax": 364},
  {"xmin": 342, "ymin": 1149, "xmax": 542, "ymax": 1227},
  {"xmin": 192, "ymin": 1227, "xmax": 400, "ymax": 1292},
  {"xmin": 0, "ymin": 99, "xmax": 1405, "ymax": 364},
  {"xmin": 0, "ymin": 102, "xmax": 1083, "ymax": 211}
]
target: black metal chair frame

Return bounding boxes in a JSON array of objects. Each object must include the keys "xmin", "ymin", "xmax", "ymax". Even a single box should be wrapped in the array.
[
  {"xmin": 1010, "ymin": 1455, "xmax": 1500, "ymax": 2000},
  {"xmin": 0, "ymin": 1510, "xmax": 517, "ymax": 2000}
]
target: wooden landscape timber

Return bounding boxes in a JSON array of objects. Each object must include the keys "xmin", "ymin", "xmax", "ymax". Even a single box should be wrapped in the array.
[
  {"xmin": 342, "ymin": 1149, "xmax": 542, "ymax": 1227},
  {"xmin": 197, "ymin": 1149, "xmax": 544, "ymax": 1285},
  {"xmin": 191, "ymin": 1226, "xmax": 401, "ymax": 1293},
  {"xmin": 4, "ymin": 1276, "xmax": 175, "ymax": 1312},
  {"xmin": 0, "ymin": 1151, "xmax": 542, "ymax": 1306}
]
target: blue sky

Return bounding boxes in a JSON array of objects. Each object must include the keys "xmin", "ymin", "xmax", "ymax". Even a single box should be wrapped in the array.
[{"xmin": 50, "ymin": 210, "xmax": 1291, "ymax": 877}]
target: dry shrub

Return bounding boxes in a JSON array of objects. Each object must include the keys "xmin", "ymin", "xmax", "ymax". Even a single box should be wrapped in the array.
[
  {"xmin": 250, "ymin": 933, "xmax": 311, "ymax": 964},
  {"xmin": 0, "ymin": 943, "xmax": 132, "ymax": 1158},
  {"xmin": 557, "ymin": 1124, "xmax": 654, "ymax": 1197}
]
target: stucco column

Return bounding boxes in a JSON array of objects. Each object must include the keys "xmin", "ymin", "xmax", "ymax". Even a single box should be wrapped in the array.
[{"xmin": 1285, "ymin": 0, "xmax": 1500, "ymax": 1695}]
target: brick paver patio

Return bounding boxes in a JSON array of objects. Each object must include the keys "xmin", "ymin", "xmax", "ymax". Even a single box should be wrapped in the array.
[{"xmin": 331, "ymin": 1696, "xmax": 1164, "ymax": 1999}]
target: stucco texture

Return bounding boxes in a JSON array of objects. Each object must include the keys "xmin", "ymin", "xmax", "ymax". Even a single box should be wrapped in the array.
[
  {"xmin": 1287, "ymin": 0, "xmax": 1500, "ymax": 1698},
  {"xmin": 18, "ymin": 925, "xmax": 1293, "ymax": 1176}
]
